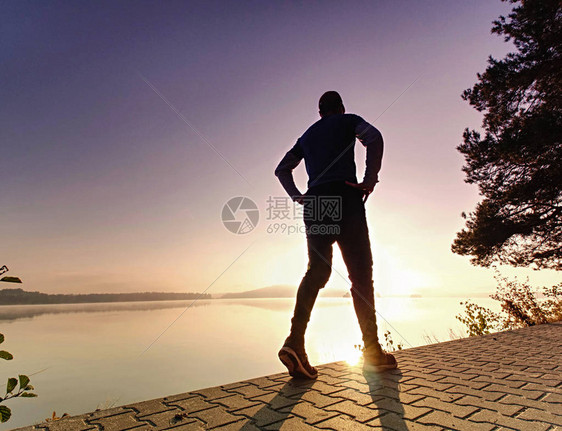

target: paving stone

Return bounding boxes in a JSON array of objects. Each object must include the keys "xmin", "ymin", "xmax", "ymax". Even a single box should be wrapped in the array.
[
  {"xmin": 444, "ymin": 384, "xmax": 507, "ymax": 402},
  {"xmin": 263, "ymin": 416, "xmax": 323, "ymax": 430},
  {"xmin": 413, "ymin": 395, "xmax": 480, "ymax": 419},
  {"xmin": 126, "ymin": 399, "xmax": 175, "ymax": 418},
  {"xmin": 481, "ymin": 383, "xmax": 547, "ymax": 400},
  {"xmin": 522, "ymin": 382, "xmax": 562, "ymax": 393},
  {"xmin": 315, "ymin": 373, "xmax": 351, "ymax": 386},
  {"xmin": 516, "ymin": 408, "xmax": 562, "ymax": 426},
  {"xmin": 325, "ymin": 387, "xmax": 377, "ymax": 406},
  {"xmin": 192, "ymin": 387, "xmax": 234, "ymax": 400},
  {"xmin": 543, "ymin": 392, "xmax": 562, "ymax": 404},
  {"xmin": 471, "ymin": 374, "xmax": 528, "ymax": 389},
  {"xmin": 406, "ymin": 385, "xmax": 464, "ymax": 403},
  {"xmin": 315, "ymin": 414, "xmax": 374, "ymax": 430},
  {"xmin": 280, "ymin": 401, "xmax": 339, "ymax": 425},
  {"xmin": 367, "ymin": 411, "xmax": 436, "ymax": 430},
  {"xmin": 437, "ymin": 375, "xmax": 493, "ymax": 391},
  {"xmin": 227, "ymin": 384, "xmax": 275, "ymax": 399},
  {"xmin": 19, "ymin": 417, "xmax": 96, "ymax": 431},
  {"xmin": 208, "ymin": 394, "xmax": 261, "ymax": 411},
  {"xmin": 296, "ymin": 389, "xmax": 345, "ymax": 408},
  {"xmin": 245, "ymin": 376, "xmax": 284, "ymax": 389},
  {"xmin": 416, "ymin": 410, "xmax": 496, "ymax": 431},
  {"xmin": 165, "ymin": 395, "xmax": 217, "ymax": 413},
  {"xmin": 164, "ymin": 392, "xmax": 201, "ymax": 403},
  {"xmin": 397, "ymin": 392, "xmax": 430, "ymax": 405},
  {"xmin": 334, "ymin": 378, "xmax": 372, "ymax": 393},
  {"xmin": 308, "ymin": 380, "xmax": 348, "ymax": 395},
  {"xmin": 324, "ymin": 400, "xmax": 382, "ymax": 423},
  {"xmin": 401, "ymin": 419, "xmax": 444, "ymax": 431},
  {"xmin": 498, "ymin": 393, "xmax": 555, "ymax": 412},
  {"xmin": 87, "ymin": 411, "xmax": 151, "ymax": 431},
  {"xmin": 273, "ymin": 381, "xmax": 315, "ymax": 398},
  {"xmin": 139, "ymin": 409, "xmax": 201, "ymax": 429},
  {"xmin": 316, "ymin": 366, "xmax": 351, "ymax": 379},
  {"xmin": 367, "ymin": 396, "xmax": 432, "ymax": 421},
  {"xmin": 210, "ymin": 419, "xmax": 260, "ymax": 431},
  {"xmin": 401, "ymin": 370, "xmax": 449, "ymax": 383},
  {"xmin": 455, "ymin": 394, "xmax": 523, "ymax": 417},
  {"xmin": 188, "ymin": 406, "xmax": 242, "ymax": 428},
  {"xmin": 232, "ymin": 404, "xmax": 293, "ymax": 428},
  {"xmin": 221, "ymin": 382, "xmax": 251, "ymax": 391},
  {"xmin": 319, "ymin": 362, "xmax": 349, "ymax": 373},
  {"xmin": 400, "ymin": 378, "xmax": 455, "ymax": 392},
  {"xmin": 250, "ymin": 392, "xmax": 300, "ymax": 410},
  {"xmin": 469, "ymin": 409, "xmax": 551, "ymax": 431},
  {"xmin": 86, "ymin": 406, "xmax": 137, "ymax": 420},
  {"xmin": 161, "ymin": 419, "xmax": 206, "ymax": 430}
]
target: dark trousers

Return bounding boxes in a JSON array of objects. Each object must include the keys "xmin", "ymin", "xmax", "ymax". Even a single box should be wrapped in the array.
[{"xmin": 289, "ymin": 181, "xmax": 380, "ymax": 351}]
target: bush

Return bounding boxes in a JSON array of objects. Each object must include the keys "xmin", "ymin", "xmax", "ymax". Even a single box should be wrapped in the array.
[{"xmin": 457, "ymin": 274, "xmax": 562, "ymax": 337}]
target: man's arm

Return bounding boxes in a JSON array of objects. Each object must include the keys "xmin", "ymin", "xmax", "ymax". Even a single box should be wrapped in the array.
[
  {"xmin": 274, "ymin": 140, "xmax": 304, "ymax": 201},
  {"xmin": 356, "ymin": 120, "xmax": 384, "ymax": 188},
  {"xmin": 347, "ymin": 120, "xmax": 384, "ymax": 191}
]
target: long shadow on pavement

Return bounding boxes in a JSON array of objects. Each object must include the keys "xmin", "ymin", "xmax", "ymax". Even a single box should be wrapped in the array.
[
  {"xmin": 239, "ymin": 378, "xmax": 315, "ymax": 430},
  {"xmin": 363, "ymin": 367, "xmax": 409, "ymax": 430}
]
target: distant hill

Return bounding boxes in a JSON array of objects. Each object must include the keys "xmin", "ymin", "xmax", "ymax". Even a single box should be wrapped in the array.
[
  {"xmin": 220, "ymin": 285, "xmax": 348, "ymax": 299},
  {"xmin": 0, "ymin": 288, "xmax": 210, "ymax": 305}
]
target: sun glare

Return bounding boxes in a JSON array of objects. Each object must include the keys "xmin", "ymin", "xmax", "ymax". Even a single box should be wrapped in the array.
[
  {"xmin": 344, "ymin": 347, "xmax": 363, "ymax": 366},
  {"xmin": 314, "ymin": 342, "xmax": 363, "ymax": 367}
]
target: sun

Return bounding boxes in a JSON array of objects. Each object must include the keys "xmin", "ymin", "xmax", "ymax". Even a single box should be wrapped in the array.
[{"xmin": 343, "ymin": 347, "xmax": 363, "ymax": 366}]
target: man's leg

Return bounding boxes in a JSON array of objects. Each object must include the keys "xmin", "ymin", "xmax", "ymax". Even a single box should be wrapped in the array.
[
  {"xmin": 337, "ymin": 211, "xmax": 382, "ymax": 354},
  {"xmin": 280, "ymin": 216, "xmax": 335, "ymax": 379},
  {"xmin": 337, "ymin": 187, "xmax": 397, "ymax": 370},
  {"xmin": 287, "ymin": 233, "xmax": 334, "ymax": 345}
]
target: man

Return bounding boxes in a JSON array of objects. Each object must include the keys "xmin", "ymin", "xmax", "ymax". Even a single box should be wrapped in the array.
[{"xmin": 274, "ymin": 91, "xmax": 397, "ymax": 379}]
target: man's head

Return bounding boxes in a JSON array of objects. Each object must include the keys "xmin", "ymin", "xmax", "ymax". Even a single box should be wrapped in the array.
[{"xmin": 319, "ymin": 91, "xmax": 345, "ymax": 117}]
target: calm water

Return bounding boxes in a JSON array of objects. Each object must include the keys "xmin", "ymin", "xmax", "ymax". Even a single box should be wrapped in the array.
[{"xmin": 0, "ymin": 297, "xmax": 496, "ymax": 429}]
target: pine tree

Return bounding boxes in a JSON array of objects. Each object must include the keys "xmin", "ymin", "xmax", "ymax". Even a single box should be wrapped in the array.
[{"xmin": 452, "ymin": 0, "xmax": 562, "ymax": 270}]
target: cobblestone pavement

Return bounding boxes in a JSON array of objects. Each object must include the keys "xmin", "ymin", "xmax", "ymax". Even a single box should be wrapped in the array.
[{"xmin": 17, "ymin": 322, "xmax": 562, "ymax": 430}]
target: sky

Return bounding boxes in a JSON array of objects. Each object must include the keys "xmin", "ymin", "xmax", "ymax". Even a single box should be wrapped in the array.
[{"xmin": 1, "ymin": 0, "xmax": 560, "ymax": 297}]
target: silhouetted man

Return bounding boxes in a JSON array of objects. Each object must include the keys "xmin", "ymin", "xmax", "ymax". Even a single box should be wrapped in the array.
[{"xmin": 275, "ymin": 91, "xmax": 397, "ymax": 379}]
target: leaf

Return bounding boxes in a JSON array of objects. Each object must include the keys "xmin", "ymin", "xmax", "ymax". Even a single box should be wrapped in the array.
[
  {"xmin": 0, "ymin": 405, "xmax": 11, "ymax": 423},
  {"xmin": 0, "ymin": 351, "xmax": 13, "ymax": 361},
  {"xmin": 19, "ymin": 375, "xmax": 30, "ymax": 390},
  {"xmin": 0, "ymin": 334, "xmax": 4, "ymax": 344},
  {"xmin": 6, "ymin": 378, "xmax": 17, "ymax": 394},
  {"xmin": 20, "ymin": 392, "xmax": 38, "ymax": 398}
]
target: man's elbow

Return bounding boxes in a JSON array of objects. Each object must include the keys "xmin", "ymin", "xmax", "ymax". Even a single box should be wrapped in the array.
[{"xmin": 275, "ymin": 165, "xmax": 289, "ymax": 178}]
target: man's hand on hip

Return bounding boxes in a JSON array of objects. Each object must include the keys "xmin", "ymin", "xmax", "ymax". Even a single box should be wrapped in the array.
[
  {"xmin": 292, "ymin": 195, "xmax": 305, "ymax": 205},
  {"xmin": 345, "ymin": 181, "xmax": 375, "ymax": 203}
]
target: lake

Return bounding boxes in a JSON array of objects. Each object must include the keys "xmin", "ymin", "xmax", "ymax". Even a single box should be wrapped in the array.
[{"xmin": 0, "ymin": 297, "xmax": 497, "ymax": 429}]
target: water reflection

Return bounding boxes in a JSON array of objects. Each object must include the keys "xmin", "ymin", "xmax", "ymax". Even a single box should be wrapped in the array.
[{"xmin": 0, "ymin": 298, "xmax": 351, "ymax": 322}]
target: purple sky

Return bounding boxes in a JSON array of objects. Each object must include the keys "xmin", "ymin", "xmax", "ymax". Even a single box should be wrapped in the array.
[{"xmin": 2, "ymin": 1, "xmax": 558, "ymax": 295}]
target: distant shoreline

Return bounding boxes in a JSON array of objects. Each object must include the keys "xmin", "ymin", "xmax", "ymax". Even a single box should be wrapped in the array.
[
  {"xmin": 0, "ymin": 288, "xmax": 211, "ymax": 306},
  {"xmin": 0, "ymin": 287, "xmax": 494, "ymax": 306}
]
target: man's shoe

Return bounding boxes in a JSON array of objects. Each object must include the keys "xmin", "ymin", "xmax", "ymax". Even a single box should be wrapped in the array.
[
  {"xmin": 363, "ymin": 349, "xmax": 398, "ymax": 372},
  {"xmin": 278, "ymin": 344, "xmax": 318, "ymax": 380}
]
